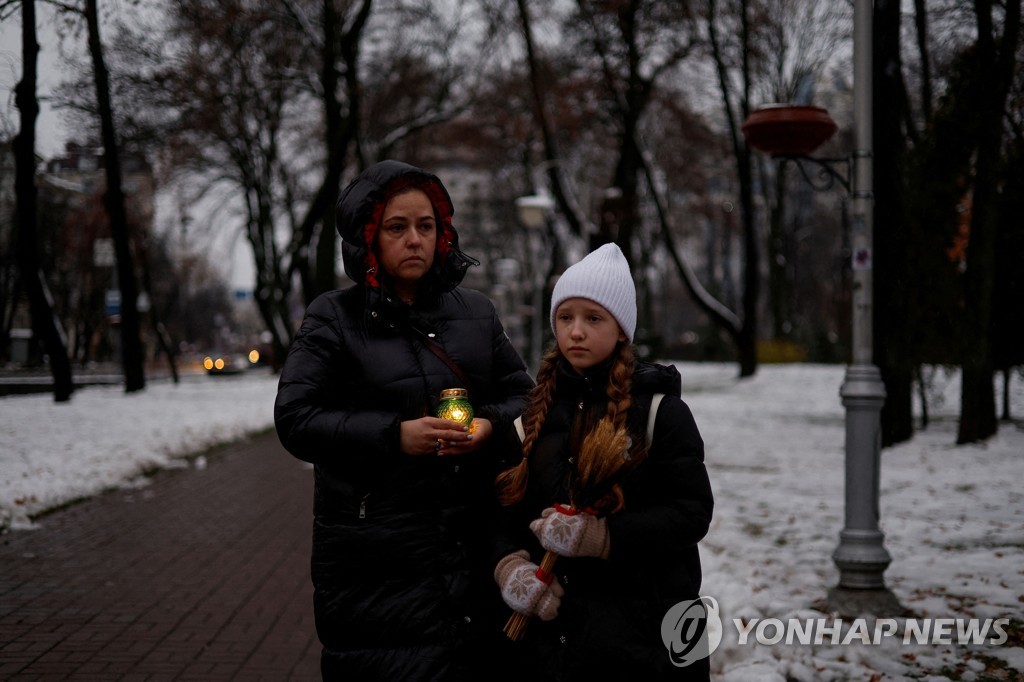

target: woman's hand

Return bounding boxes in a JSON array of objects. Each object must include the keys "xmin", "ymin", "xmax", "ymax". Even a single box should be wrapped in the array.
[
  {"xmin": 437, "ymin": 418, "xmax": 492, "ymax": 456},
  {"xmin": 400, "ymin": 416, "xmax": 475, "ymax": 456}
]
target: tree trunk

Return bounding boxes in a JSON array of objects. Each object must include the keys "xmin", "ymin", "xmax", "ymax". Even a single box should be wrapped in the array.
[
  {"xmin": 137, "ymin": 244, "xmax": 178, "ymax": 383},
  {"xmin": 1000, "ymin": 368, "xmax": 1011, "ymax": 422},
  {"xmin": 607, "ymin": 1, "xmax": 644, "ymax": 267},
  {"xmin": 767, "ymin": 169, "xmax": 791, "ymax": 339},
  {"xmin": 14, "ymin": 0, "xmax": 73, "ymax": 402},
  {"xmin": 253, "ymin": 279, "xmax": 291, "ymax": 372},
  {"xmin": 956, "ymin": 0, "xmax": 1020, "ymax": 443},
  {"xmin": 0, "ymin": 278, "xmax": 17, "ymax": 362},
  {"xmin": 704, "ymin": 0, "xmax": 759, "ymax": 378},
  {"xmin": 915, "ymin": 366, "xmax": 930, "ymax": 429},
  {"xmin": 735, "ymin": 1, "xmax": 758, "ymax": 378},
  {"xmin": 285, "ymin": 0, "xmax": 369, "ymax": 308},
  {"xmin": 640, "ymin": 135, "xmax": 746, "ymax": 357},
  {"xmin": 610, "ymin": 132, "xmax": 642, "ymax": 261},
  {"xmin": 313, "ymin": 0, "xmax": 343, "ymax": 300},
  {"xmin": 873, "ymin": 0, "xmax": 913, "ymax": 445},
  {"xmin": 86, "ymin": 0, "xmax": 145, "ymax": 392},
  {"xmin": 737, "ymin": 144, "xmax": 758, "ymax": 378},
  {"xmin": 246, "ymin": 179, "xmax": 293, "ymax": 370},
  {"xmin": 516, "ymin": 0, "xmax": 592, "ymax": 240}
]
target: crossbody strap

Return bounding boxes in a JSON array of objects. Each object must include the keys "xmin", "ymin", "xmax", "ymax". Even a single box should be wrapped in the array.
[{"xmin": 413, "ymin": 328, "xmax": 473, "ymax": 391}]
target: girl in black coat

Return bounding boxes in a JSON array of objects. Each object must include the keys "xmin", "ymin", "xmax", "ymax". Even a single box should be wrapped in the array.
[
  {"xmin": 492, "ymin": 244, "xmax": 714, "ymax": 681},
  {"xmin": 275, "ymin": 160, "xmax": 533, "ymax": 681}
]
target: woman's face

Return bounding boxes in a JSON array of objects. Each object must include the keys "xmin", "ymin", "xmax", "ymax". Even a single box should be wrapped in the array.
[
  {"xmin": 554, "ymin": 297, "xmax": 626, "ymax": 373},
  {"xmin": 376, "ymin": 188, "xmax": 437, "ymax": 295}
]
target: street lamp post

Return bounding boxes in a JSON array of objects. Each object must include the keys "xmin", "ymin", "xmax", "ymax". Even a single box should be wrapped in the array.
[
  {"xmin": 515, "ymin": 194, "xmax": 555, "ymax": 374},
  {"xmin": 830, "ymin": 0, "xmax": 894, "ymax": 599},
  {"xmin": 742, "ymin": 0, "xmax": 897, "ymax": 611}
]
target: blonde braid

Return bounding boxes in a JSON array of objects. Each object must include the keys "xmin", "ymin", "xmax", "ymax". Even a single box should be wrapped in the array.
[
  {"xmin": 577, "ymin": 343, "xmax": 641, "ymax": 513},
  {"xmin": 604, "ymin": 342, "xmax": 635, "ymax": 431},
  {"xmin": 496, "ymin": 344, "xmax": 563, "ymax": 505}
]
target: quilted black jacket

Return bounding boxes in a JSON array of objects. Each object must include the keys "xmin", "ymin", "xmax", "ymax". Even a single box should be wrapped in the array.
[
  {"xmin": 492, "ymin": 360, "xmax": 714, "ymax": 681},
  {"xmin": 275, "ymin": 161, "xmax": 532, "ymax": 680}
]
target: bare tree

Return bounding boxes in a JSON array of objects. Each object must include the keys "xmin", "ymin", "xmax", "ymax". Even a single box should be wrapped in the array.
[
  {"xmin": 572, "ymin": 1, "xmax": 698, "ymax": 261},
  {"xmin": 83, "ymin": 0, "xmax": 145, "ymax": 390},
  {"xmin": 875, "ymin": 0, "xmax": 1021, "ymax": 445},
  {"xmin": 698, "ymin": 0, "xmax": 760, "ymax": 376},
  {"xmin": 872, "ymin": 0, "xmax": 914, "ymax": 446},
  {"xmin": 46, "ymin": 0, "xmax": 148, "ymax": 390},
  {"xmin": 515, "ymin": 0, "xmax": 730, "ymax": 360},
  {"xmin": 956, "ymin": 0, "xmax": 1021, "ymax": 443},
  {"xmin": 278, "ymin": 0, "xmax": 372, "ymax": 304},
  {"xmin": 510, "ymin": 0, "xmax": 846, "ymax": 374},
  {"xmin": 158, "ymin": 0, "xmax": 318, "ymax": 365},
  {"xmin": 9, "ymin": 0, "xmax": 74, "ymax": 401},
  {"xmin": 513, "ymin": 0, "xmax": 595, "ymax": 240}
]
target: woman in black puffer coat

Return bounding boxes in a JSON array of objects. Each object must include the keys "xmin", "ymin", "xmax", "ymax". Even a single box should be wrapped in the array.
[{"xmin": 275, "ymin": 160, "xmax": 533, "ymax": 681}]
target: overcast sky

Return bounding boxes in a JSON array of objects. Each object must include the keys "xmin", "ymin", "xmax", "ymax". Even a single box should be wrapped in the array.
[{"xmin": 0, "ymin": 4, "xmax": 70, "ymax": 158}]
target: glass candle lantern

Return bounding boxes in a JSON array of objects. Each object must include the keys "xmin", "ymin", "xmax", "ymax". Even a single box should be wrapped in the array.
[{"xmin": 436, "ymin": 388, "xmax": 474, "ymax": 426}]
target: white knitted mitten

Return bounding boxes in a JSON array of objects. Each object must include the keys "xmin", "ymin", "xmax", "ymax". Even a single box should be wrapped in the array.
[
  {"xmin": 494, "ymin": 550, "xmax": 564, "ymax": 621},
  {"xmin": 529, "ymin": 506, "xmax": 610, "ymax": 559}
]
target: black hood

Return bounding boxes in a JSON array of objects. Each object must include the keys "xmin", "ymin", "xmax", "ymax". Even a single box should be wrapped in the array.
[
  {"xmin": 632, "ymin": 361, "xmax": 682, "ymax": 397},
  {"xmin": 555, "ymin": 357, "xmax": 682, "ymax": 401},
  {"xmin": 336, "ymin": 160, "xmax": 477, "ymax": 294}
]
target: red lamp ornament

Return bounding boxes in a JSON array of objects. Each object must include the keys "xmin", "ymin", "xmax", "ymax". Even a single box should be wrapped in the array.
[
  {"xmin": 742, "ymin": 104, "xmax": 850, "ymax": 192},
  {"xmin": 741, "ymin": 104, "xmax": 838, "ymax": 157}
]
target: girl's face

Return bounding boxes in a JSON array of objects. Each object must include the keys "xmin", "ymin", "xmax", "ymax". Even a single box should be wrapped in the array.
[
  {"xmin": 554, "ymin": 297, "xmax": 626, "ymax": 374},
  {"xmin": 376, "ymin": 188, "xmax": 437, "ymax": 298}
]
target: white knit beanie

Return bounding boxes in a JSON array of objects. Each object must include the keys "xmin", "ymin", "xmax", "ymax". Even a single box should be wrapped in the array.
[{"xmin": 549, "ymin": 243, "xmax": 636, "ymax": 342}]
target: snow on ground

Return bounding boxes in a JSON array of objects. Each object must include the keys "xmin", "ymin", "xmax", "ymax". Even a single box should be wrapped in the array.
[
  {"xmin": 0, "ymin": 369, "xmax": 279, "ymax": 530},
  {"xmin": 681, "ymin": 363, "xmax": 1024, "ymax": 681},
  {"xmin": 1, "ymin": 362, "xmax": 1022, "ymax": 680}
]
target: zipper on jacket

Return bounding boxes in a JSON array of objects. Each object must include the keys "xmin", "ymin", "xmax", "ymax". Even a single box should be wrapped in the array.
[{"xmin": 358, "ymin": 493, "xmax": 370, "ymax": 519}]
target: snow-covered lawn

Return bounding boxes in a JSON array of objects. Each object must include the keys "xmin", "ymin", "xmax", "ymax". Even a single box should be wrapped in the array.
[
  {"xmin": 0, "ymin": 369, "xmax": 279, "ymax": 530},
  {"xmin": 1, "ymin": 362, "xmax": 1021, "ymax": 680},
  {"xmin": 683, "ymin": 364, "xmax": 1024, "ymax": 681}
]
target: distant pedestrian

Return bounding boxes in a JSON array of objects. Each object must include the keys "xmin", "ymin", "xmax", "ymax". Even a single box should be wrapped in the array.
[
  {"xmin": 492, "ymin": 243, "xmax": 714, "ymax": 680},
  {"xmin": 275, "ymin": 160, "xmax": 533, "ymax": 680}
]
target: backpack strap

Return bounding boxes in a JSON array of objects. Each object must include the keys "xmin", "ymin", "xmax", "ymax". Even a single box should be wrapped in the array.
[
  {"xmin": 514, "ymin": 415, "xmax": 525, "ymax": 443},
  {"xmin": 515, "ymin": 392, "xmax": 664, "ymax": 448},
  {"xmin": 646, "ymin": 393, "xmax": 665, "ymax": 449}
]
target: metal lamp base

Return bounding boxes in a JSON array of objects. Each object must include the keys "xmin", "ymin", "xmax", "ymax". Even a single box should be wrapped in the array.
[
  {"xmin": 833, "ymin": 528, "xmax": 891, "ymax": 589},
  {"xmin": 827, "ymin": 585, "xmax": 904, "ymax": 618},
  {"xmin": 833, "ymin": 363, "xmax": 891, "ymax": 591}
]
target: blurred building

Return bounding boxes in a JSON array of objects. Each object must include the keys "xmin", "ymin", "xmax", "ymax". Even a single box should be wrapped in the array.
[
  {"xmin": 430, "ymin": 152, "xmax": 531, "ymax": 355},
  {"xmin": 1, "ymin": 142, "xmax": 157, "ymax": 367}
]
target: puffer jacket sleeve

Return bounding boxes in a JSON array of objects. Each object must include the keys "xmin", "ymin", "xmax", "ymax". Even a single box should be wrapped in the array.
[
  {"xmin": 606, "ymin": 394, "xmax": 713, "ymax": 563},
  {"xmin": 274, "ymin": 293, "xmax": 401, "ymax": 466},
  {"xmin": 472, "ymin": 304, "xmax": 534, "ymax": 433}
]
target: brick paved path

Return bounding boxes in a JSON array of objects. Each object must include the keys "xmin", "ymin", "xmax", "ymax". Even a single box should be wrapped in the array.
[{"xmin": 0, "ymin": 431, "xmax": 321, "ymax": 680}]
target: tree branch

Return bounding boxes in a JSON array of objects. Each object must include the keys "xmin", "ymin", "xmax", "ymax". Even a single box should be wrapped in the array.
[
  {"xmin": 516, "ymin": 0, "xmax": 593, "ymax": 237},
  {"xmin": 635, "ymin": 132, "xmax": 742, "ymax": 334}
]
